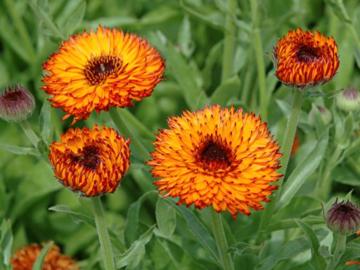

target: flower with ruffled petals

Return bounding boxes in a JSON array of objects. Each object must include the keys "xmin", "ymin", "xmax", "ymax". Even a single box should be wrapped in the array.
[
  {"xmin": 49, "ymin": 126, "xmax": 130, "ymax": 196},
  {"xmin": 274, "ymin": 28, "xmax": 339, "ymax": 87},
  {"xmin": 11, "ymin": 243, "xmax": 78, "ymax": 270},
  {"xmin": 148, "ymin": 105, "xmax": 282, "ymax": 217},
  {"xmin": 43, "ymin": 26, "xmax": 165, "ymax": 124}
]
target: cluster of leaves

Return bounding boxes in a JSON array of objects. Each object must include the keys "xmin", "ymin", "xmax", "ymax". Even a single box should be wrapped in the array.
[{"xmin": 0, "ymin": 0, "xmax": 360, "ymax": 269}]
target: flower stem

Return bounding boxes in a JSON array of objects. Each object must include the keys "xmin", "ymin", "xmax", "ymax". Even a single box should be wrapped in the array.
[
  {"xmin": 326, "ymin": 233, "xmax": 347, "ymax": 270},
  {"xmin": 210, "ymin": 212, "xmax": 234, "ymax": 270},
  {"xmin": 277, "ymin": 90, "xmax": 304, "ymax": 187},
  {"xmin": 90, "ymin": 197, "xmax": 116, "ymax": 270},
  {"xmin": 255, "ymin": 89, "xmax": 304, "ymax": 243},
  {"xmin": 221, "ymin": 0, "xmax": 237, "ymax": 82},
  {"xmin": 250, "ymin": 0, "xmax": 267, "ymax": 120}
]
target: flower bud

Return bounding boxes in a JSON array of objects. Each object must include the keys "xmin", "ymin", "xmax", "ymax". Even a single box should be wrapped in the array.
[
  {"xmin": 308, "ymin": 105, "xmax": 332, "ymax": 126},
  {"xmin": 326, "ymin": 200, "xmax": 360, "ymax": 234},
  {"xmin": 336, "ymin": 87, "xmax": 360, "ymax": 112},
  {"xmin": 0, "ymin": 85, "xmax": 35, "ymax": 122}
]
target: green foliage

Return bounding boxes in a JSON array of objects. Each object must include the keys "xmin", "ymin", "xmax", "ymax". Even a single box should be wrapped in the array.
[{"xmin": 0, "ymin": 0, "xmax": 360, "ymax": 269}]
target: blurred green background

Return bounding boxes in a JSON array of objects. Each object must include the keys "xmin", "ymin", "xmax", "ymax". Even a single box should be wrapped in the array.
[{"xmin": 0, "ymin": 0, "xmax": 360, "ymax": 269}]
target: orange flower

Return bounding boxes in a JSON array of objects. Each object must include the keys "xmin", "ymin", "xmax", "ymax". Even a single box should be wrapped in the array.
[
  {"xmin": 274, "ymin": 28, "xmax": 339, "ymax": 87},
  {"xmin": 49, "ymin": 126, "xmax": 130, "ymax": 196},
  {"xmin": 11, "ymin": 243, "xmax": 78, "ymax": 270},
  {"xmin": 345, "ymin": 260, "xmax": 360, "ymax": 266},
  {"xmin": 43, "ymin": 26, "xmax": 165, "ymax": 124},
  {"xmin": 148, "ymin": 105, "xmax": 282, "ymax": 217}
]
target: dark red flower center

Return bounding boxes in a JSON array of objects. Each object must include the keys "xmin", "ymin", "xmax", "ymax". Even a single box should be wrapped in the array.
[
  {"xmin": 72, "ymin": 145, "xmax": 101, "ymax": 170},
  {"xmin": 84, "ymin": 55, "xmax": 122, "ymax": 85},
  {"xmin": 296, "ymin": 45, "xmax": 319, "ymax": 62},
  {"xmin": 2, "ymin": 90, "xmax": 24, "ymax": 102},
  {"xmin": 199, "ymin": 140, "xmax": 231, "ymax": 169}
]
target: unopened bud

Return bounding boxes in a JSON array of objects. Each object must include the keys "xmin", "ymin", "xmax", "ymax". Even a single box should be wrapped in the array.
[
  {"xmin": 336, "ymin": 87, "xmax": 360, "ymax": 112},
  {"xmin": 0, "ymin": 85, "xmax": 35, "ymax": 122},
  {"xmin": 309, "ymin": 105, "xmax": 332, "ymax": 125},
  {"xmin": 326, "ymin": 200, "xmax": 360, "ymax": 235}
]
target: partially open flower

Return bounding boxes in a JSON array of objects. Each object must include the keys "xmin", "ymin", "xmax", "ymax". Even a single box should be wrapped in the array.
[
  {"xmin": 49, "ymin": 126, "xmax": 130, "ymax": 196},
  {"xmin": 149, "ymin": 105, "xmax": 282, "ymax": 218},
  {"xmin": 326, "ymin": 200, "xmax": 360, "ymax": 234},
  {"xmin": 11, "ymin": 243, "xmax": 78, "ymax": 270},
  {"xmin": 336, "ymin": 87, "xmax": 360, "ymax": 112},
  {"xmin": 0, "ymin": 85, "xmax": 35, "ymax": 122},
  {"xmin": 274, "ymin": 28, "xmax": 339, "ymax": 88},
  {"xmin": 42, "ymin": 26, "xmax": 165, "ymax": 124}
]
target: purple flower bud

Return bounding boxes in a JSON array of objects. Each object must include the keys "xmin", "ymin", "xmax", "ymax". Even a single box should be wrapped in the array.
[
  {"xmin": 0, "ymin": 85, "xmax": 35, "ymax": 122},
  {"xmin": 336, "ymin": 87, "xmax": 360, "ymax": 112},
  {"xmin": 326, "ymin": 200, "xmax": 360, "ymax": 234}
]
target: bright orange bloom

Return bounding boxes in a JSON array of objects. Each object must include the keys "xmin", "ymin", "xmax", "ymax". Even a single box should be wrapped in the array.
[
  {"xmin": 11, "ymin": 243, "xmax": 78, "ymax": 270},
  {"xmin": 148, "ymin": 105, "xmax": 282, "ymax": 217},
  {"xmin": 49, "ymin": 126, "xmax": 130, "ymax": 196},
  {"xmin": 274, "ymin": 28, "xmax": 339, "ymax": 87},
  {"xmin": 345, "ymin": 260, "xmax": 360, "ymax": 266},
  {"xmin": 43, "ymin": 26, "xmax": 165, "ymax": 124}
]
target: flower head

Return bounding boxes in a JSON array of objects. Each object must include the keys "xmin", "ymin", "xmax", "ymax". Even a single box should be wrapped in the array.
[
  {"xmin": 49, "ymin": 126, "xmax": 130, "ymax": 196},
  {"xmin": 43, "ymin": 26, "xmax": 165, "ymax": 124},
  {"xmin": 148, "ymin": 105, "xmax": 282, "ymax": 217},
  {"xmin": 336, "ymin": 87, "xmax": 360, "ymax": 112},
  {"xmin": 11, "ymin": 243, "xmax": 78, "ymax": 270},
  {"xmin": 326, "ymin": 200, "xmax": 360, "ymax": 234},
  {"xmin": 0, "ymin": 85, "xmax": 35, "ymax": 122},
  {"xmin": 274, "ymin": 28, "xmax": 339, "ymax": 88}
]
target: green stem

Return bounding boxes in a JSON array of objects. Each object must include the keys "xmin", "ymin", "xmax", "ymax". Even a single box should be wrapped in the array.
[
  {"xmin": 91, "ymin": 197, "xmax": 116, "ymax": 270},
  {"xmin": 20, "ymin": 121, "xmax": 40, "ymax": 148},
  {"xmin": 250, "ymin": 0, "xmax": 267, "ymax": 119},
  {"xmin": 255, "ymin": 90, "xmax": 304, "ymax": 243},
  {"xmin": 326, "ymin": 233, "xmax": 346, "ymax": 270},
  {"xmin": 211, "ymin": 212, "xmax": 234, "ymax": 270},
  {"xmin": 109, "ymin": 108, "xmax": 150, "ymax": 162},
  {"xmin": 221, "ymin": 0, "xmax": 237, "ymax": 82}
]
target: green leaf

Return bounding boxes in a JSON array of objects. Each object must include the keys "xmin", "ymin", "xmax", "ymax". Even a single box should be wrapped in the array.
[
  {"xmin": 149, "ymin": 32, "xmax": 209, "ymax": 110},
  {"xmin": 56, "ymin": 0, "xmax": 86, "ymax": 36},
  {"xmin": 32, "ymin": 242, "xmax": 53, "ymax": 270},
  {"xmin": 109, "ymin": 108, "xmax": 151, "ymax": 162},
  {"xmin": 325, "ymin": 0, "xmax": 352, "ymax": 23},
  {"xmin": 295, "ymin": 220, "xmax": 327, "ymax": 270},
  {"xmin": 0, "ymin": 143, "xmax": 38, "ymax": 156},
  {"xmin": 28, "ymin": 0, "xmax": 65, "ymax": 39},
  {"xmin": 202, "ymin": 41, "xmax": 222, "ymax": 90},
  {"xmin": 178, "ymin": 15, "xmax": 194, "ymax": 58},
  {"xmin": 48, "ymin": 204, "xmax": 94, "ymax": 226},
  {"xmin": 0, "ymin": 220, "xmax": 13, "ymax": 267},
  {"xmin": 156, "ymin": 198, "xmax": 176, "ymax": 237},
  {"xmin": 124, "ymin": 191, "xmax": 158, "ymax": 245},
  {"xmin": 277, "ymin": 130, "xmax": 329, "ymax": 209},
  {"xmin": 165, "ymin": 200, "xmax": 218, "ymax": 261},
  {"xmin": 210, "ymin": 76, "xmax": 241, "ymax": 106},
  {"xmin": 116, "ymin": 226, "xmax": 155, "ymax": 269},
  {"xmin": 39, "ymin": 102, "xmax": 53, "ymax": 145}
]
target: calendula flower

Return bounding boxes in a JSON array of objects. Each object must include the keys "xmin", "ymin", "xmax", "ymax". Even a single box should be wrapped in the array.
[
  {"xmin": 0, "ymin": 85, "xmax": 35, "ymax": 122},
  {"xmin": 43, "ymin": 26, "xmax": 165, "ymax": 124},
  {"xmin": 49, "ymin": 126, "xmax": 130, "ymax": 196},
  {"xmin": 274, "ymin": 28, "xmax": 339, "ymax": 87},
  {"xmin": 11, "ymin": 243, "xmax": 78, "ymax": 270},
  {"xmin": 148, "ymin": 105, "xmax": 282, "ymax": 217},
  {"xmin": 326, "ymin": 200, "xmax": 360, "ymax": 234}
]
